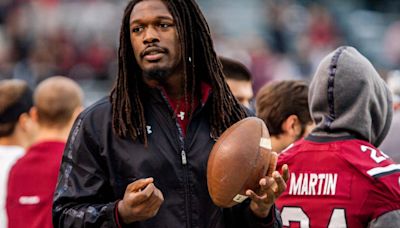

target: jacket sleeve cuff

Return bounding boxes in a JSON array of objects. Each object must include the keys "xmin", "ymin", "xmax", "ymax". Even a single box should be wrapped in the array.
[
  {"xmin": 114, "ymin": 200, "xmax": 124, "ymax": 228},
  {"xmin": 246, "ymin": 204, "xmax": 277, "ymax": 227}
]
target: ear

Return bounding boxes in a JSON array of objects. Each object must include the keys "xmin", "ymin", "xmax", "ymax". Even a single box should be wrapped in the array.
[
  {"xmin": 394, "ymin": 102, "xmax": 400, "ymax": 111},
  {"xmin": 16, "ymin": 112, "xmax": 38, "ymax": 147},
  {"xmin": 281, "ymin": 115, "xmax": 300, "ymax": 137},
  {"xmin": 66, "ymin": 106, "xmax": 84, "ymax": 128},
  {"xmin": 72, "ymin": 106, "xmax": 84, "ymax": 121},
  {"xmin": 29, "ymin": 107, "xmax": 39, "ymax": 123},
  {"xmin": 18, "ymin": 112, "xmax": 31, "ymax": 131}
]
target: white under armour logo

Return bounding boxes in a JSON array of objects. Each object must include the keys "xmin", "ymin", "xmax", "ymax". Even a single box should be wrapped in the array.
[
  {"xmin": 146, "ymin": 125, "xmax": 152, "ymax": 134},
  {"xmin": 178, "ymin": 111, "xmax": 185, "ymax": 120}
]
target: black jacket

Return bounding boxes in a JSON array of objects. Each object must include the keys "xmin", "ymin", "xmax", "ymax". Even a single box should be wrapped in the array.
[{"xmin": 53, "ymin": 89, "xmax": 282, "ymax": 228}]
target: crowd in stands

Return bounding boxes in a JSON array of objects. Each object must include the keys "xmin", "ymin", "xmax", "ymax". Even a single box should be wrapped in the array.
[{"xmin": 1, "ymin": 0, "xmax": 400, "ymax": 92}]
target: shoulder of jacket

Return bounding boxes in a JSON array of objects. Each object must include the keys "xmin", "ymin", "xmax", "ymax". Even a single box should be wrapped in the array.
[{"xmin": 79, "ymin": 97, "xmax": 111, "ymax": 120}]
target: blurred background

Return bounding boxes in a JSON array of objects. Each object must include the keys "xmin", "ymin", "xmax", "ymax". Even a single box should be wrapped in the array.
[{"xmin": 1, "ymin": 0, "xmax": 400, "ymax": 106}]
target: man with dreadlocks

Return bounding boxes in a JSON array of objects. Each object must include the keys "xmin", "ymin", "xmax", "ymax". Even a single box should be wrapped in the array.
[{"xmin": 52, "ymin": 0, "xmax": 287, "ymax": 227}]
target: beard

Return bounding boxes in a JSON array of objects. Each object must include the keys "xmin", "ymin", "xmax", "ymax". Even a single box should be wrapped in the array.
[{"xmin": 142, "ymin": 67, "xmax": 171, "ymax": 84}]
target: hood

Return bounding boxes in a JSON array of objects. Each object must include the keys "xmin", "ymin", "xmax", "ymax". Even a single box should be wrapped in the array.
[{"xmin": 309, "ymin": 46, "xmax": 393, "ymax": 147}]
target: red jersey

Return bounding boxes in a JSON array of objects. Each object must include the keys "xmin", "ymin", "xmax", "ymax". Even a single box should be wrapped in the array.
[
  {"xmin": 6, "ymin": 141, "xmax": 65, "ymax": 228},
  {"xmin": 276, "ymin": 136, "xmax": 400, "ymax": 228}
]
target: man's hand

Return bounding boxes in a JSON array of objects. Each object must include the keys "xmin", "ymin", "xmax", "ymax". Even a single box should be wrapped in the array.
[
  {"xmin": 246, "ymin": 152, "xmax": 289, "ymax": 218},
  {"xmin": 118, "ymin": 177, "xmax": 164, "ymax": 224}
]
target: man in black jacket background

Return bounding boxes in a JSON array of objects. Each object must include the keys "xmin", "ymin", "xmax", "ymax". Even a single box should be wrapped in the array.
[{"xmin": 52, "ymin": 0, "xmax": 287, "ymax": 227}]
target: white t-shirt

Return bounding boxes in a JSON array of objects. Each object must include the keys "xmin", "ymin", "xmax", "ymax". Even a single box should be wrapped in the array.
[{"xmin": 0, "ymin": 145, "xmax": 24, "ymax": 228}]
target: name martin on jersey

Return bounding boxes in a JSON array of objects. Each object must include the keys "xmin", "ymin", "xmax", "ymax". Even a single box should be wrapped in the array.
[{"xmin": 289, "ymin": 173, "xmax": 338, "ymax": 195}]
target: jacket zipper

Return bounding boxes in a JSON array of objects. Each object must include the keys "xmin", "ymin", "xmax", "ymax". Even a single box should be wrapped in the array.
[
  {"xmin": 159, "ymin": 91, "xmax": 191, "ymax": 228},
  {"xmin": 177, "ymin": 123, "xmax": 191, "ymax": 228},
  {"xmin": 181, "ymin": 150, "xmax": 187, "ymax": 165}
]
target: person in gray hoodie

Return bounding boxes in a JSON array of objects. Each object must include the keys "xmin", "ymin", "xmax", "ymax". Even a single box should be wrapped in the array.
[{"xmin": 275, "ymin": 46, "xmax": 400, "ymax": 227}]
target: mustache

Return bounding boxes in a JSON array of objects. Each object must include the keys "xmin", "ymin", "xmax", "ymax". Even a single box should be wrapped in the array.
[{"xmin": 140, "ymin": 46, "xmax": 168, "ymax": 58}]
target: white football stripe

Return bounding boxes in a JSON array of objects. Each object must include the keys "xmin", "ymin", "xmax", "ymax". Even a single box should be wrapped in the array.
[
  {"xmin": 260, "ymin": 138, "xmax": 272, "ymax": 150},
  {"xmin": 233, "ymin": 194, "xmax": 248, "ymax": 203}
]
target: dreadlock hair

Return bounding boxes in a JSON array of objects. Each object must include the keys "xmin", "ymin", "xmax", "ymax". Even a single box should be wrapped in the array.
[{"xmin": 111, "ymin": 0, "xmax": 247, "ymax": 145}]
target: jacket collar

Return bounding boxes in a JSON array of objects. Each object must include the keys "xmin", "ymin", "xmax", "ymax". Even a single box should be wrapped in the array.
[{"xmin": 148, "ymin": 82, "xmax": 212, "ymax": 107}]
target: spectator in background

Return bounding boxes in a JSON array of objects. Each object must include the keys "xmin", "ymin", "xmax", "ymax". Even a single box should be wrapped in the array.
[
  {"xmin": 220, "ymin": 56, "xmax": 254, "ymax": 110},
  {"xmin": 307, "ymin": 4, "xmax": 340, "ymax": 50},
  {"xmin": 0, "ymin": 79, "xmax": 36, "ymax": 228},
  {"xmin": 277, "ymin": 46, "xmax": 400, "ymax": 227},
  {"xmin": 6, "ymin": 76, "xmax": 83, "ymax": 228},
  {"xmin": 380, "ymin": 70, "xmax": 400, "ymax": 162},
  {"xmin": 256, "ymin": 80, "xmax": 313, "ymax": 153},
  {"xmin": 384, "ymin": 21, "xmax": 400, "ymax": 67}
]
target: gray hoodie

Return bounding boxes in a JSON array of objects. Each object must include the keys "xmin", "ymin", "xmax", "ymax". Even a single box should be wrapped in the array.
[{"xmin": 309, "ymin": 46, "xmax": 393, "ymax": 147}]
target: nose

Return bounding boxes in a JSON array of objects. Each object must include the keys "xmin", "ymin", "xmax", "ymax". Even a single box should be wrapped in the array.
[{"xmin": 143, "ymin": 27, "xmax": 159, "ymax": 44}]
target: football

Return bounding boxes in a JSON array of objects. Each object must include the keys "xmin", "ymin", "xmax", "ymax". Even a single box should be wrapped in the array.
[{"xmin": 207, "ymin": 117, "xmax": 272, "ymax": 208}]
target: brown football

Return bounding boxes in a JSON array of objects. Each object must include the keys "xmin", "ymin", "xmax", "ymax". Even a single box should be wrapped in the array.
[{"xmin": 207, "ymin": 117, "xmax": 272, "ymax": 208}]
